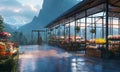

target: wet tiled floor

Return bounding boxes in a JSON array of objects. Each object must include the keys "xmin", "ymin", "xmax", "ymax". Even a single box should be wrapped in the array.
[{"xmin": 18, "ymin": 44, "xmax": 120, "ymax": 72}]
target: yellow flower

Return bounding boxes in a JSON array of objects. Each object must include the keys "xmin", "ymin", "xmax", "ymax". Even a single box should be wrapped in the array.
[{"xmin": 95, "ymin": 38, "xmax": 106, "ymax": 44}]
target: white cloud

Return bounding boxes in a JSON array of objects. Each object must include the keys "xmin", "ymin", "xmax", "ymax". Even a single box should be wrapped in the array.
[
  {"xmin": 76, "ymin": 0, "xmax": 83, "ymax": 1},
  {"xmin": 0, "ymin": 7, "xmax": 5, "ymax": 10},
  {"xmin": 0, "ymin": 0, "xmax": 43, "ymax": 26},
  {"xmin": 17, "ymin": 0, "xmax": 43, "ymax": 13},
  {"xmin": 28, "ymin": 4, "xmax": 38, "ymax": 12},
  {"xmin": 13, "ymin": 9, "xmax": 22, "ymax": 13}
]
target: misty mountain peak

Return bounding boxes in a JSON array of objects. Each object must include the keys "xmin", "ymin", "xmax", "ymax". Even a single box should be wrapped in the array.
[{"xmin": 18, "ymin": 0, "xmax": 81, "ymax": 36}]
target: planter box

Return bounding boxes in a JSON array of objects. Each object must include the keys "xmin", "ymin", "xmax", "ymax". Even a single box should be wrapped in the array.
[{"xmin": 86, "ymin": 48, "xmax": 101, "ymax": 58}]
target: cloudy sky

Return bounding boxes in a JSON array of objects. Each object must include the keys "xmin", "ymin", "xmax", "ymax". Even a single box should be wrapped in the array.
[
  {"xmin": 0, "ymin": 0, "xmax": 43, "ymax": 26},
  {"xmin": 0, "ymin": 0, "xmax": 82, "ymax": 27}
]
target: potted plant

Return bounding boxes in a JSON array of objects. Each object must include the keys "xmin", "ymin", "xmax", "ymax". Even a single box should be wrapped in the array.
[
  {"xmin": 48, "ymin": 32, "xmax": 50, "ymax": 34},
  {"xmin": 50, "ymin": 28, "xmax": 53, "ymax": 31},
  {"xmin": 90, "ymin": 29, "xmax": 96, "ymax": 33},
  {"xmin": 75, "ymin": 26, "xmax": 80, "ymax": 33}
]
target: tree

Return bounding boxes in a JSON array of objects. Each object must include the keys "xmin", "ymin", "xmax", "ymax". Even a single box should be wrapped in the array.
[
  {"xmin": 19, "ymin": 32, "xmax": 28, "ymax": 45},
  {"xmin": 0, "ymin": 15, "xmax": 5, "ymax": 32},
  {"xmin": 11, "ymin": 31, "xmax": 28, "ymax": 45}
]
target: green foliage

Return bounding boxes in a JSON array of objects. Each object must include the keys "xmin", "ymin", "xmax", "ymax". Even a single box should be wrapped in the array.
[
  {"xmin": 90, "ymin": 29, "xmax": 96, "ymax": 33},
  {"xmin": 30, "ymin": 39, "xmax": 38, "ymax": 45},
  {"xmin": 0, "ymin": 54, "xmax": 19, "ymax": 72},
  {"xmin": 50, "ymin": 28, "xmax": 53, "ymax": 31},
  {"xmin": 48, "ymin": 32, "xmax": 51, "ymax": 34},
  {"xmin": 11, "ymin": 31, "xmax": 28, "ymax": 45},
  {"xmin": 0, "ymin": 15, "xmax": 5, "ymax": 32},
  {"xmin": 75, "ymin": 26, "xmax": 80, "ymax": 33}
]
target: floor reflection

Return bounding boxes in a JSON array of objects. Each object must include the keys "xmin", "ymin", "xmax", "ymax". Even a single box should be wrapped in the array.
[
  {"xmin": 18, "ymin": 44, "xmax": 71, "ymax": 72},
  {"xmin": 18, "ymin": 44, "xmax": 120, "ymax": 72}
]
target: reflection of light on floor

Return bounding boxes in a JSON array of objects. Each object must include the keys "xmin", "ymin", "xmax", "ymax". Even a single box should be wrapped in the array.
[
  {"xmin": 31, "ymin": 59, "xmax": 36, "ymax": 72},
  {"xmin": 19, "ymin": 50, "xmax": 72, "ymax": 59},
  {"xmin": 71, "ymin": 67, "xmax": 77, "ymax": 72},
  {"xmin": 72, "ymin": 58, "xmax": 77, "ymax": 62},
  {"xmin": 71, "ymin": 62, "xmax": 77, "ymax": 66},
  {"xmin": 19, "ymin": 54, "xmax": 33, "ymax": 58},
  {"xmin": 77, "ymin": 58, "xmax": 85, "ymax": 62},
  {"xmin": 71, "ymin": 63, "xmax": 77, "ymax": 72},
  {"xmin": 58, "ymin": 52, "xmax": 72, "ymax": 58},
  {"xmin": 19, "ymin": 58, "xmax": 37, "ymax": 72},
  {"xmin": 71, "ymin": 58, "xmax": 86, "ymax": 72},
  {"xmin": 19, "ymin": 47, "xmax": 72, "ymax": 72},
  {"xmin": 71, "ymin": 58, "xmax": 77, "ymax": 72}
]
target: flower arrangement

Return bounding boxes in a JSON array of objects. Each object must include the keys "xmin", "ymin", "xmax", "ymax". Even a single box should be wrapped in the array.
[
  {"xmin": 89, "ymin": 39, "xmax": 95, "ymax": 44},
  {"xmin": 108, "ymin": 35, "xmax": 120, "ymax": 40},
  {"xmin": 95, "ymin": 38, "xmax": 106, "ymax": 44}
]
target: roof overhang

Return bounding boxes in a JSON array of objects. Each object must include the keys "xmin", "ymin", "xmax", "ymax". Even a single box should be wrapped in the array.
[{"xmin": 45, "ymin": 0, "xmax": 120, "ymax": 28}]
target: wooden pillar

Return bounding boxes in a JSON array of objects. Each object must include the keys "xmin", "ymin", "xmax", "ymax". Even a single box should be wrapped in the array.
[
  {"xmin": 85, "ymin": 10, "xmax": 87, "ymax": 54},
  {"xmin": 94, "ymin": 17, "xmax": 96, "ymax": 38},
  {"xmin": 50, "ymin": 28, "xmax": 52, "ymax": 38},
  {"xmin": 47, "ymin": 29, "xmax": 48, "ymax": 42},
  {"xmin": 43, "ymin": 29, "xmax": 46, "ymax": 43},
  {"xmin": 45, "ymin": 28, "xmax": 46, "ymax": 43},
  {"xmin": 102, "ymin": 16, "xmax": 104, "ymax": 38},
  {"xmin": 110, "ymin": 17, "xmax": 112, "ymax": 35},
  {"xmin": 64, "ymin": 23, "xmax": 66, "ymax": 39},
  {"xmin": 69, "ymin": 18, "xmax": 71, "ymax": 42},
  {"xmin": 38, "ymin": 31, "xmax": 40, "ymax": 44},
  {"xmin": 91, "ymin": 16, "xmax": 93, "ymax": 39},
  {"xmin": 118, "ymin": 18, "xmax": 120, "ymax": 34},
  {"xmin": 74, "ymin": 16, "xmax": 77, "ymax": 42},
  {"xmin": 85, "ymin": 10, "xmax": 87, "ymax": 42},
  {"xmin": 79, "ymin": 19, "xmax": 81, "ymax": 36},
  {"xmin": 112, "ymin": 17, "xmax": 113, "ymax": 35},
  {"xmin": 55, "ymin": 27, "xmax": 56, "ymax": 36},
  {"xmin": 54, "ymin": 27, "xmax": 56, "ymax": 36},
  {"xmin": 58, "ymin": 25, "xmax": 60, "ymax": 36},
  {"xmin": 31, "ymin": 31, "xmax": 33, "ymax": 44},
  {"xmin": 106, "ymin": 0, "xmax": 109, "ymax": 50}
]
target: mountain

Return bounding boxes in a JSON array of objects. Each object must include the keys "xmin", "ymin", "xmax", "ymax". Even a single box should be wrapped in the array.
[
  {"xmin": 5, "ymin": 23, "xmax": 15, "ymax": 33},
  {"xmin": 18, "ymin": 0, "xmax": 81, "ymax": 40}
]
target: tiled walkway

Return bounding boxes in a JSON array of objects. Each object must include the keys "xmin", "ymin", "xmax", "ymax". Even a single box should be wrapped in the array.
[{"xmin": 18, "ymin": 44, "xmax": 120, "ymax": 72}]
